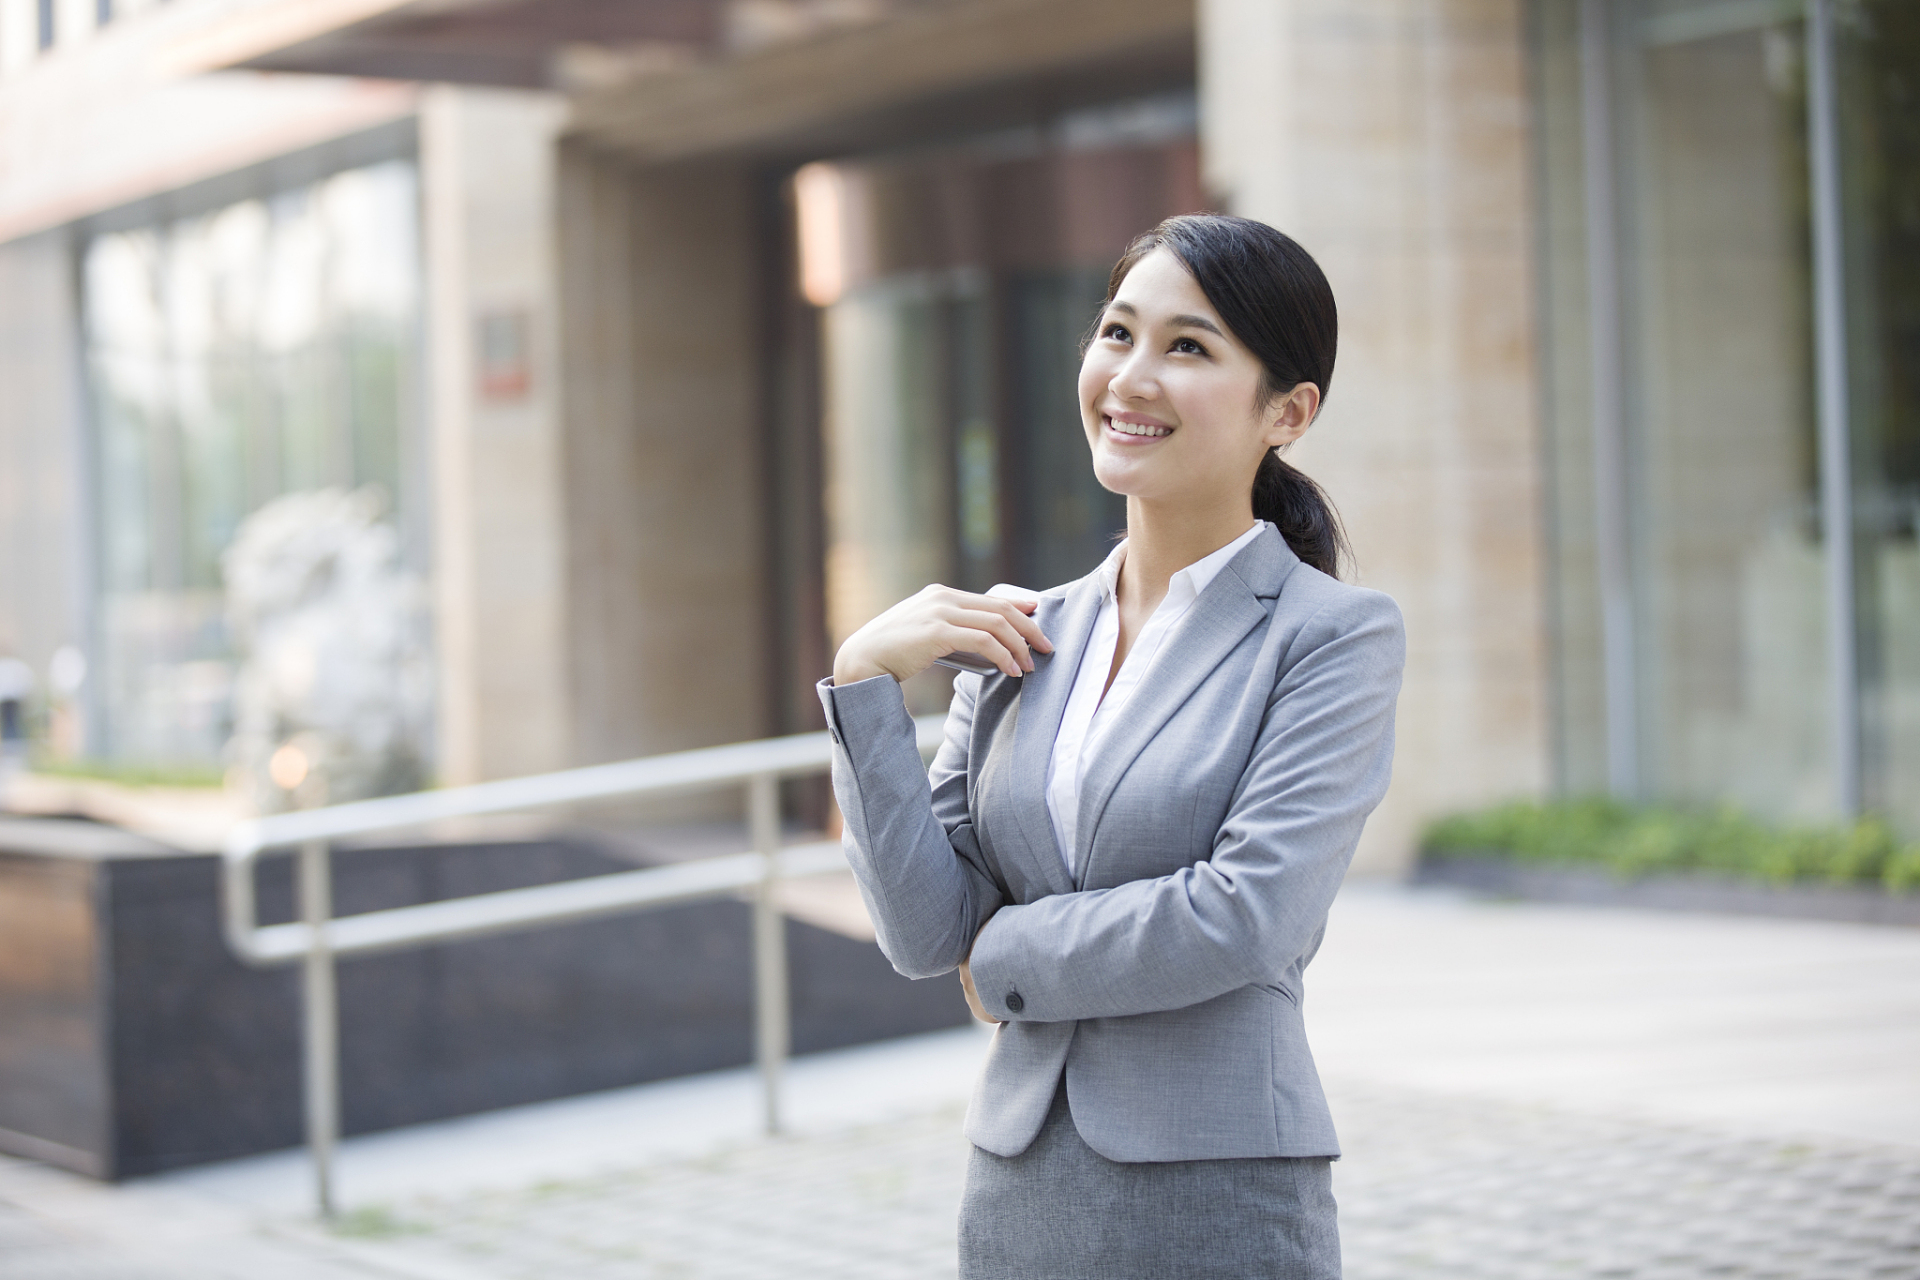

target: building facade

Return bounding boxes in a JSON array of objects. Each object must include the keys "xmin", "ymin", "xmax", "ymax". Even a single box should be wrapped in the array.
[{"xmin": 0, "ymin": 0, "xmax": 1910, "ymax": 868}]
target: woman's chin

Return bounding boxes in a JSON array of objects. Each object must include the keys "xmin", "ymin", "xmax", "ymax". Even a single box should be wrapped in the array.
[
  {"xmin": 1089, "ymin": 457, "xmax": 1147, "ymax": 498},
  {"xmin": 1090, "ymin": 441, "xmax": 1159, "ymax": 487}
]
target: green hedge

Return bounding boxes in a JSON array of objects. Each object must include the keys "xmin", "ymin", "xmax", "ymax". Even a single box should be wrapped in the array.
[
  {"xmin": 26, "ymin": 756, "xmax": 227, "ymax": 789},
  {"xmin": 1423, "ymin": 798, "xmax": 1920, "ymax": 893}
]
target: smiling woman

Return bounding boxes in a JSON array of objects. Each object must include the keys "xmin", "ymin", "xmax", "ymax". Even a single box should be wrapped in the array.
[
  {"xmin": 1081, "ymin": 217, "xmax": 1348, "ymax": 582},
  {"xmin": 821, "ymin": 214, "xmax": 1404, "ymax": 1279}
]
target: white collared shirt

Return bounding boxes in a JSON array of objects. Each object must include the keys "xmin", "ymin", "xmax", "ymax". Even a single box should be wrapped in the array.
[{"xmin": 1043, "ymin": 521, "xmax": 1268, "ymax": 877}]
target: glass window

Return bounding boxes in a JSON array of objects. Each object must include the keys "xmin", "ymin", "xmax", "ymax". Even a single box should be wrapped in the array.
[
  {"xmin": 1838, "ymin": 0, "xmax": 1920, "ymax": 831},
  {"xmin": 820, "ymin": 269, "xmax": 979, "ymax": 669},
  {"xmin": 1538, "ymin": 0, "xmax": 1829, "ymax": 819},
  {"xmin": 1623, "ymin": 2, "xmax": 1830, "ymax": 819},
  {"xmin": 81, "ymin": 158, "xmax": 423, "ymax": 766},
  {"xmin": 1007, "ymin": 264, "xmax": 1119, "ymax": 592},
  {"xmin": 1535, "ymin": 0, "xmax": 1920, "ymax": 837}
]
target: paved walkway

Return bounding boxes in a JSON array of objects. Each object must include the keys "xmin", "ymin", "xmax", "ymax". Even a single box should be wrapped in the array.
[{"xmin": 3, "ymin": 885, "xmax": 1917, "ymax": 1279}]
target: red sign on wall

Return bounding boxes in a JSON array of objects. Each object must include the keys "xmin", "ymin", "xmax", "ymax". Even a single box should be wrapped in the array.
[{"xmin": 476, "ymin": 310, "xmax": 531, "ymax": 400}]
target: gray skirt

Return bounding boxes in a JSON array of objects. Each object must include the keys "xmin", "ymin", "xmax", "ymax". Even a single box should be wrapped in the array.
[{"xmin": 958, "ymin": 1082, "xmax": 1340, "ymax": 1280}]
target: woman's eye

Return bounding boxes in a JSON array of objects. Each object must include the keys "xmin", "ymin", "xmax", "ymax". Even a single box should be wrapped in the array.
[
  {"xmin": 1173, "ymin": 337, "xmax": 1209, "ymax": 356},
  {"xmin": 1103, "ymin": 323, "xmax": 1132, "ymax": 343}
]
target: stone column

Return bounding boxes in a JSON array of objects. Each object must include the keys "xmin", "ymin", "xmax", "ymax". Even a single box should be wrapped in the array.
[
  {"xmin": 0, "ymin": 0, "xmax": 35, "ymax": 75},
  {"xmin": 1201, "ymin": 0, "xmax": 1550, "ymax": 874},
  {"xmin": 420, "ymin": 86, "xmax": 573, "ymax": 784},
  {"xmin": 0, "ymin": 228, "xmax": 87, "ymax": 713},
  {"xmin": 555, "ymin": 149, "xmax": 768, "ymax": 765}
]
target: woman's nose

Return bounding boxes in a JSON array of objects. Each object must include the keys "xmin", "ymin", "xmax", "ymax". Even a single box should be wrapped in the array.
[{"xmin": 1108, "ymin": 351, "xmax": 1157, "ymax": 401}]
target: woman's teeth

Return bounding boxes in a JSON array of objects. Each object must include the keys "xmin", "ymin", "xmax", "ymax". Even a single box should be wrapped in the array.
[{"xmin": 1108, "ymin": 417, "xmax": 1172, "ymax": 438}]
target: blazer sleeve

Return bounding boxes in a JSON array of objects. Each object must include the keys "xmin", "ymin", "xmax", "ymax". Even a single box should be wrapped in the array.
[
  {"xmin": 963, "ymin": 590, "xmax": 1404, "ymax": 1023},
  {"xmin": 818, "ymin": 671, "xmax": 1006, "ymax": 980}
]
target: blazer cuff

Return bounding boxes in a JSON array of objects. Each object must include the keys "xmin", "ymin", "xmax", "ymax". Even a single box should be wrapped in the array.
[
  {"xmin": 815, "ymin": 673, "xmax": 916, "ymax": 761},
  {"xmin": 964, "ymin": 904, "xmax": 1039, "ymax": 1022}
]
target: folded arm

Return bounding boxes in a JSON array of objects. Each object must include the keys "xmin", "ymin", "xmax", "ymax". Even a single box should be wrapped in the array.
[
  {"xmin": 964, "ymin": 594, "xmax": 1405, "ymax": 1023},
  {"xmin": 820, "ymin": 671, "xmax": 1005, "ymax": 980}
]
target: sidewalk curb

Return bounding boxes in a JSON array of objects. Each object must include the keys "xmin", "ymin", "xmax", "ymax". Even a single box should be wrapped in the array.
[{"xmin": 1414, "ymin": 854, "xmax": 1920, "ymax": 927}]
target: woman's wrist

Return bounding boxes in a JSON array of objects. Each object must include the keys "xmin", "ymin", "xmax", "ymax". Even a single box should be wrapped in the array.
[
  {"xmin": 959, "ymin": 911, "xmax": 1003, "ymax": 1025},
  {"xmin": 832, "ymin": 639, "xmax": 897, "ymax": 687}
]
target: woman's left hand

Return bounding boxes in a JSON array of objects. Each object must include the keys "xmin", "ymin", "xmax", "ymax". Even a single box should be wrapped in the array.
[
  {"xmin": 960, "ymin": 914, "xmax": 1003, "ymax": 1024},
  {"xmin": 958, "ymin": 958, "xmax": 1002, "ymax": 1024}
]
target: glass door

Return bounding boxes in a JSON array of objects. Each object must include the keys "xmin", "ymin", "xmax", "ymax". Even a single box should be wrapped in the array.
[
  {"xmin": 1617, "ymin": 0, "xmax": 1832, "ymax": 819},
  {"xmin": 1837, "ymin": 1, "xmax": 1920, "ymax": 830},
  {"xmin": 1536, "ymin": 0, "xmax": 1920, "ymax": 837}
]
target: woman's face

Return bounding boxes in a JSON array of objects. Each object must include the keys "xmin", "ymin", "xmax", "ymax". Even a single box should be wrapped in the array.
[{"xmin": 1078, "ymin": 247, "xmax": 1315, "ymax": 512}]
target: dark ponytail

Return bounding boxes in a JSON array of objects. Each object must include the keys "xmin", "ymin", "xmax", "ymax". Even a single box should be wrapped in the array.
[
  {"xmin": 1099, "ymin": 214, "xmax": 1350, "ymax": 578},
  {"xmin": 1250, "ymin": 450, "xmax": 1347, "ymax": 580}
]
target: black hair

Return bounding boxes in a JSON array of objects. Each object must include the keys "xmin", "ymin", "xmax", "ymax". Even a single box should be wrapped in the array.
[{"xmin": 1096, "ymin": 214, "xmax": 1349, "ymax": 578}]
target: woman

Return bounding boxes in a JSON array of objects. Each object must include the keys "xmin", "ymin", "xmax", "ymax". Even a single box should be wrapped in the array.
[{"xmin": 818, "ymin": 214, "xmax": 1404, "ymax": 1278}]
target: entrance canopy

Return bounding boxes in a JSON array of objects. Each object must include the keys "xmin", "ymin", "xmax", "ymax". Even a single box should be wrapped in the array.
[
  {"xmin": 178, "ymin": 0, "xmax": 1194, "ymax": 162},
  {"xmin": 184, "ymin": 0, "xmax": 722, "ymax": 90}
]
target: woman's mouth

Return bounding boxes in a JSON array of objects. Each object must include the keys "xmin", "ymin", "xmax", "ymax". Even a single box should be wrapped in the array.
[{"xmin": 1104, "ymin": 415, "xmax": 1173, "ymax": 441}]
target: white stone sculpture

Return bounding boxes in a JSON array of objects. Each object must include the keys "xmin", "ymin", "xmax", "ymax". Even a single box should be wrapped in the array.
[{"xmin": 223, "ymin": 488, "xmax": 430, "ymax": 813}]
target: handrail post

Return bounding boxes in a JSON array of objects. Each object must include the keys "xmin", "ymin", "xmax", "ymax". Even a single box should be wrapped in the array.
[
  {"xmin": 214, "ymin": 725, "xmax": 949, "ymax": 1174},
  {"xmin": 298, "ymin": 839, "xmax": 340, "ymax": 1219},
  {"xmin": 748, "ymin": 772, "xmax": 787, "ymax": 1136}
]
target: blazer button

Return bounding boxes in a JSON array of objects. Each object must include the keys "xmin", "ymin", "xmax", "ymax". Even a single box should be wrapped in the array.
[{"xmin": 1004, "ymin": 991, "xmax": 1025, "ymax": 1013}]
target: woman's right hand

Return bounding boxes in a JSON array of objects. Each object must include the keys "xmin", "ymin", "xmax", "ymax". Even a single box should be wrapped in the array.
[{"xmin": 832, "ymin": 585, "xmax": 1053, "ymax": 685}]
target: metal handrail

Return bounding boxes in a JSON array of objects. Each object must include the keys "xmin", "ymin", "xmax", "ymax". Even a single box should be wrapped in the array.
[{"xmin": 220, "ymin": 715, "xmax": 947, "ymax": 1218}]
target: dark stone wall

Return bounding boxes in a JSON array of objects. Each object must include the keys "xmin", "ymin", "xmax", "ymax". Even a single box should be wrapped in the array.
[
  {"xmin": 2, "ymin": 835, "xmax": 968, "ymax": 1179},
  {"xmin": 0, "ymin": 852, "xmax": 109, "ymax": 1174}
]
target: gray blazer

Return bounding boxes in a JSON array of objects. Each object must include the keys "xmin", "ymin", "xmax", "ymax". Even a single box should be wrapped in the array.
[{"xmin": 817, "ymin": 525, "xmax": 1404, "ymax": 1162}]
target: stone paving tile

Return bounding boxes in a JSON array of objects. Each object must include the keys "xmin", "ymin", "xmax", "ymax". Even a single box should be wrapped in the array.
[
  {"xmin": 324, "ymin": 1084, "xmax": 1920, "ymax": 1280},
  {"xmin": 7, "ymin": 1084, "xmax": 1918, "ymax": 1279},
  {"xmin": 1330, "ymin": 1083, "xmax": 1920, "ymax": 1280},
  {"xmin": 0, "ymin": 1217, "xmax": 193, "ymax": 1280},
  {"xmin": 0, "ymin": 1162, "xmax": 469, "ymax": 1280},
  {"xmin": 355, "ymin": 1107, "xmax": 971, "ymax": 1280},
  {"xmin": 0, "ymin": 1205, "xmax": 165, "ymax": 1280}
]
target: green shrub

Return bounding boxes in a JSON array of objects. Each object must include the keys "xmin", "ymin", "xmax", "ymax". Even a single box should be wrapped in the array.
[
  {"xmin": 1887, "ymin": 843, "xmax": 1920, "ymax": 894},
  {"xmin": 1423, "ymin": 798, "xmax": 1920, "ymax": 893},
  {"xmin": 28, "ymin": 755, "xmax": 227, "ymax": 789}
]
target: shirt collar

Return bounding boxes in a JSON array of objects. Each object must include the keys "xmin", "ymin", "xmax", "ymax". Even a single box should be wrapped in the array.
[
  {"xmin": 1094, "ymin": 541, "xmax": 1126, "ymax": 602},
  {"xmin": 1095, "ymin": 521, "xmax": 1267, "ymax": 605}
]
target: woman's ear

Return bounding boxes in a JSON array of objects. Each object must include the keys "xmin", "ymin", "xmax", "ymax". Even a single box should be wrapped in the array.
[{"xmin": 1264, "ymin": 382, "xmax": 1320, "ymax": 449}]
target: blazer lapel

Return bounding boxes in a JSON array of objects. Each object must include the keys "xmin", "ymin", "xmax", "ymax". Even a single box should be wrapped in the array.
[
  {"xmin": 1072, "ymin": 529, "xmax": 1299, "ymax": 884},
  {"xmin": 1003, "ymin": 577, "xmax": 1102, "ymax": 898}
]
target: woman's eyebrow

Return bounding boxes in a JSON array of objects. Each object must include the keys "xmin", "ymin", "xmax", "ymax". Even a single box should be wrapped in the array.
[
  {"xmin": 1168, "ymin": 313, "xmax": 1224, "ymax": 337},
  {"xmin": 1106, "ymin": 300, "xmax": 1224, "ymax": 338}
]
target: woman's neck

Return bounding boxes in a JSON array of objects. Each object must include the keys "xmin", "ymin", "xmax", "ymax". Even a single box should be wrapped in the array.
[{"xmin": 1116, "ymin": 495, "xmax": 1259, "ymax": 613}]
